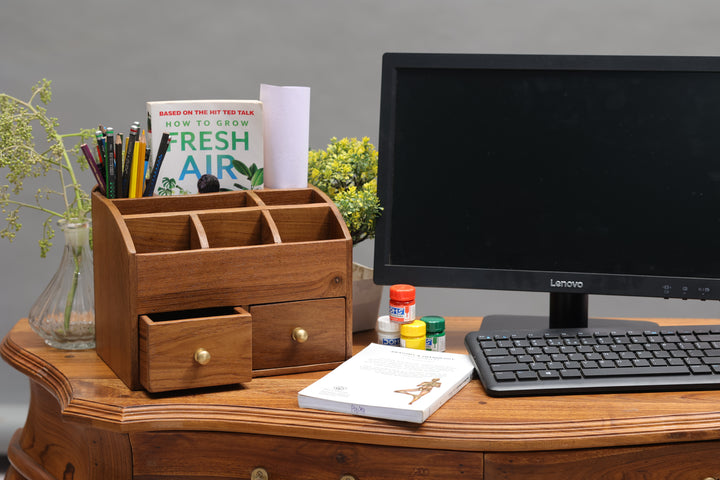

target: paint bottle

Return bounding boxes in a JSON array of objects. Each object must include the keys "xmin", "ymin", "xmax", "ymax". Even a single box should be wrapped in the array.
[
  {"xmin": 400, "ymin": 319, "xmax": 426, "ymax": 350},
  {"xmin": 376, "ymin": 315, "xmax": 401, "ymax": 346},
  {"xmin": 389, "ymin": 284, "xmax": 416, "ymax": 324},
  {"xmin": 421, "ymin": 315, "xmax": 446, "ymax": 352}
]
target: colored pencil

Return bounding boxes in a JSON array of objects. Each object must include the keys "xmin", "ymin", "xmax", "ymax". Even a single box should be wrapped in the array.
[{"xmin": 80, "ymin": 143, "xmax": 106, "ymax": 195}]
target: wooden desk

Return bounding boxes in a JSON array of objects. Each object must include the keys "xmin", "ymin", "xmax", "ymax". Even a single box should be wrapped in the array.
[{"xmin": 4, "ymin": 317, "xmax": 720, "ymax": 479}]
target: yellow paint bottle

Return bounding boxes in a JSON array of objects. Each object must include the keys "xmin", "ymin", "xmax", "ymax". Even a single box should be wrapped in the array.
[{"xmin": 400, "ymin": 319, "xmax": 426, "ymax": 350}]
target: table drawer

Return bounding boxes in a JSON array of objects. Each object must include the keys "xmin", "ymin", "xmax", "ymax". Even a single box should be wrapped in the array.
[
  {"xmin": 250, "ymin": 298, "xmax": 347, "ymax": 374},
  {"xmin": 131, "ymin": 431, "xmax": 483, "ymax": 479},
  {"xmin": 139, "ymin": 306, "xmax": 252, "ymax": 392},
  {"xmin": 485, "ymin": 441, "xmax": 720, "ymax": 479}
]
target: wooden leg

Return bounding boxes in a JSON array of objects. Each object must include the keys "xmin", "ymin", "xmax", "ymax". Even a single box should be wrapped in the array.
[{"xmin": 8, "ymin": 381, "xmax": 132, "ymax": 480}]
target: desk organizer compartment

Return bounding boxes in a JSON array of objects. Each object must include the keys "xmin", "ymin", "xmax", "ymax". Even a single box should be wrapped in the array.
[{"xmin": 92, "ymin": 187, "xmax": 353, "ymax": 391}]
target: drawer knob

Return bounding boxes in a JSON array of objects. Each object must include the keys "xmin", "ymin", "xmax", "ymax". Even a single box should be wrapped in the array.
[
  {"xmin": 251, "ymin": 467, "xmax": 269, "ymax": 480},
  {"xmin": 292, "ymin": 327, "xmax": 309, "ymax": 343},
  {"xmin": 194, "ymin": 348, "xmax": 211, "ymax": 365},
  {"xmin": 339, "ymin": 476, "xmax": 356, "ymax": 480}
]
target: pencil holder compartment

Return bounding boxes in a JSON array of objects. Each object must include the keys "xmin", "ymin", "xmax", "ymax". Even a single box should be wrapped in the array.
[{"xmin": 92, "ymin": 187, "xmax": 353, "ymax": 392}]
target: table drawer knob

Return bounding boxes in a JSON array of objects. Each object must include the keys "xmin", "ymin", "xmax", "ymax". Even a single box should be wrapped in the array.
[
  {"xmin": 339, "ymin": 475, "xmax": 356, "ymax": 480},
  {"xmin": 194, "ymin": 348, "xmax": 211, "ymax": 365},
  {"xmin": 292, "ymin": 327, "xmax": 309, "ymax": 343},
  {"xmin": 251, "ymin": 467, "xmax": 269, "ymax": 480}
]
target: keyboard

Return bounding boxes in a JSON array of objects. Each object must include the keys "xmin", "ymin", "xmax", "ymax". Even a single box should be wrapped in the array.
[{"xmin": 464, "ymin": 326, "xmax": 720, "ymax": 397}]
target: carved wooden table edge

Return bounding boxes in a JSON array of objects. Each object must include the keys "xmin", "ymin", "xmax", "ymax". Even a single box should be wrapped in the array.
[{"xmin": 4, "ymin": 317, "xmax": 720, "ymax": 454}]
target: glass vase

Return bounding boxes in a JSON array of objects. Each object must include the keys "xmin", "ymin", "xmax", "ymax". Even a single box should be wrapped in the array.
[{"xmin": 28, "ymin": 218, "xmax": 95, "ymax": 350}]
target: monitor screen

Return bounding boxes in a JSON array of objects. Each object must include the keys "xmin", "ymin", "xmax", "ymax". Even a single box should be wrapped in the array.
[{"xmin": 373, "ymin": 53, "xmax": 720, "ymax": 329}]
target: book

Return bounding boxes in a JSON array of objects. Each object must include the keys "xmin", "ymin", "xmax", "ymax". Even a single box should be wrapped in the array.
[
  {"xmin": 145, "ymin": 100, "xmax": 263, "ymax": 195},
  {"xmin": 298, "ymin": 343, "xmax": 475, "ymax": 423}
]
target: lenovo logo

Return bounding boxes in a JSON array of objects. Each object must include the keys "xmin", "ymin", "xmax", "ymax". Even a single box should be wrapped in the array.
[{"xmin": 550, "ymin": 279, "xmax": 584, "ymax": 289}]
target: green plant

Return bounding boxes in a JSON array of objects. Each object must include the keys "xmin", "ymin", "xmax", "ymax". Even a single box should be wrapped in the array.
[
  {"xmin": 0, "ymin": 79, "xmax": 94, "ymax": 257},
  {"xmin": 1, "ymin": 79, "xmax": 95, "ymax": 334},
  {"xmin": 158, "ymin": 177, "xmax": 190, "ymax": 196},
  {"xmin": 308, "ymin": 137, "xmax": 382, "ymax": 245},
  {"xmin": 225, "ymin": 159, "xmax": 263, "ymax": 190}
]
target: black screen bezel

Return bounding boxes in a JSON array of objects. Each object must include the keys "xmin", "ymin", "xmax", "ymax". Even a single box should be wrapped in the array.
[{"xmin": 373, "ymin": 52, "xmax": 720, "ymax": 303}]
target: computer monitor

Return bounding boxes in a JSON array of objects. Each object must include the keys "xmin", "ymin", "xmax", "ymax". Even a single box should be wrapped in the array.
[{"xmin": 373, "ymin": 52, "xmax": 720, "ymax": 330}]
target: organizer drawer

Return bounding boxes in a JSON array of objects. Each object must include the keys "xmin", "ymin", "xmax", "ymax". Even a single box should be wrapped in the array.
[
  {"xmin": 139, "ymin": 307, "xmax": 252, "ymax": 392},
  {"xmin": 250, "ymin": 298, "xmax": 347, "ymax": 374}
]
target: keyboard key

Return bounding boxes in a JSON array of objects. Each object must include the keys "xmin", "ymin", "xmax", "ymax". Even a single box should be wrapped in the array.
[
  {"xmin": 484, "ymin": 348, "xmax": 509, "ymax": 356},
  {"xmin": 494, "ymin": 372, "xmax": 516, "ymax": 381},
  {"xmin": 581, "ymin": 366, "xmax": 690, "ymax": 377},
  {"xmin": 516, "ymin": 371, "xmax": 538, "ymax": 381},
  {"xmin": 691, "ymin": 365, "xmax": 712, "ymax": 374},
  {"xmin": 487, "ymin": 355, "xmax": 517, "ymax": 364},
  {"xmin": 491, "ymin": 363, "xmax": 530, "ymax": 372}
]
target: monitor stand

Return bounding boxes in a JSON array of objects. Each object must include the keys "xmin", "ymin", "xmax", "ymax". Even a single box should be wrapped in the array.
[{"xmin": 479, "ymin": 292, "xmax": 660, "ymax": 332}]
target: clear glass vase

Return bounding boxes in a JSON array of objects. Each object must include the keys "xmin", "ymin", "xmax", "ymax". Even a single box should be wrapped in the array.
[{"xmin": 28, "ymin": 218, "xmax": 95, "ymax": 350}]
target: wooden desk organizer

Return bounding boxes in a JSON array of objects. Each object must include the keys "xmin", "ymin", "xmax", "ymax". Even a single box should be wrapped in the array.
[{"xmin": 91, "ymin": 187, "xmax": 353, "ymax": 392}]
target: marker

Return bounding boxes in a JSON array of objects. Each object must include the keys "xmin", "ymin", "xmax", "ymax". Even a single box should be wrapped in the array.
[{"xmin": 143, "ymin": 132, "xmax": 170, "ymax": 196}]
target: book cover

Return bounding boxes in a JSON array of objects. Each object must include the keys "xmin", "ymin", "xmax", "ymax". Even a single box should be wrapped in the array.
[
  {"xmin": 298, "ymin": 343, "xmax": 475, "ymax": 423},
  {"xmin": 146, "ymin": 100, "xmax": 263, "ymax": 195}
]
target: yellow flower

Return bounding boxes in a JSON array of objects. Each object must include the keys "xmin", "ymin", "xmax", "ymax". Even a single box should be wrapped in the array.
[{"xmin": 307, "ymin": 137, "xmax": 382, "ymax": 244}]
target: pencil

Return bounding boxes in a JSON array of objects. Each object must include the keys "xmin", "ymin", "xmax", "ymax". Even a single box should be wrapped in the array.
[
  {"xmin": 122, "ymin": 122, "xmax": 139, "ymax": 198},
  {"xmin": 80, "ymin": 143, "xmax": 106, "ymax": 195},
  {"xmin": 105, "ymin": 127, "xmax": 116, "ymax": 199},
  {"xmin": 95, "ymin": 130, "xmax": 106, "ymax": 178},
  {"xmin": 135, "ymin": 131, "xmax": 147, "ymax": 198},
  {"xmin": 129, "ymin": 139, "xmax": 140, "ymax": 198},
  {"xmin": 115, "ymin": 134, "xmax": 123, "ymax": 195}
]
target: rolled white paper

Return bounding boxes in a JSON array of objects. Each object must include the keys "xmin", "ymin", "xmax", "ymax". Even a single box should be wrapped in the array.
[{"xmin": 260, "ymin": 84, "xmax": 311, "ymax": 189}]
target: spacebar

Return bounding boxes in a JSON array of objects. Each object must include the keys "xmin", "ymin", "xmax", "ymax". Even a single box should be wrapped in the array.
[{"xmin": 581, "ymin": 366, "xmax": 690, "ymax": 377}]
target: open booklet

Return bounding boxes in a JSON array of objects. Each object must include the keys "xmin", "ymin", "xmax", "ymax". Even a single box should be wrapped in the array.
[{"xmin": 298, "ymin": 343, "xmax": 475, "ymax": 423}]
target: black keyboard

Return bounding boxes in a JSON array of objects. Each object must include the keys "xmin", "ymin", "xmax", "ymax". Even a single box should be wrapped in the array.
[{"xmin": 464, "ymin": 326, "xmax": 720, "ymax": 397}]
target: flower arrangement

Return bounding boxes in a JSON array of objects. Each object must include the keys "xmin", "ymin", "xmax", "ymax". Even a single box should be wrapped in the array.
[
  {"xmin": 308, "ymin": 137, "xmax": 382, "ymax": 245},
  {"xmin": 0, "ymin": 79, "xmax": 94, "ymax": 256},
  {"xmin": 1, "ymin": 79, "xmax": 96, "ymax": 346}
]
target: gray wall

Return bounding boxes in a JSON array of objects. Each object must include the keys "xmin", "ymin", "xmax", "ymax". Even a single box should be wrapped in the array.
[{"xmin": 2, "ymin": 0, "xmax": 720, "ymax": 449}]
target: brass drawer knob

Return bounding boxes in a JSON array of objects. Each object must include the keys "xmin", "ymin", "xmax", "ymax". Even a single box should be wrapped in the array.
[
  {"xmin": 292, "ymin": 327, "xmax": 309, "ymax": 343},
  {"xmin": 251, "ymin": 467, "xmax": 269, "ymax": 480},
  {"xmin": 339, "ymin": 475, "xmax": 356, "ymax": 480},
  {"xmin": 194, "ymin": 348, "xmax": 211, "ymax": 365}
]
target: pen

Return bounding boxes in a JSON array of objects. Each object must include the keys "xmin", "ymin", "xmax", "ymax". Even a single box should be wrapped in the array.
[
  {"xmin": 80, "ymin": 143, "xmax": 106, "ymax": 195},
  {"xmin": 143, "ymin": 132, "xmax": 170, "ymax": 196}
]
